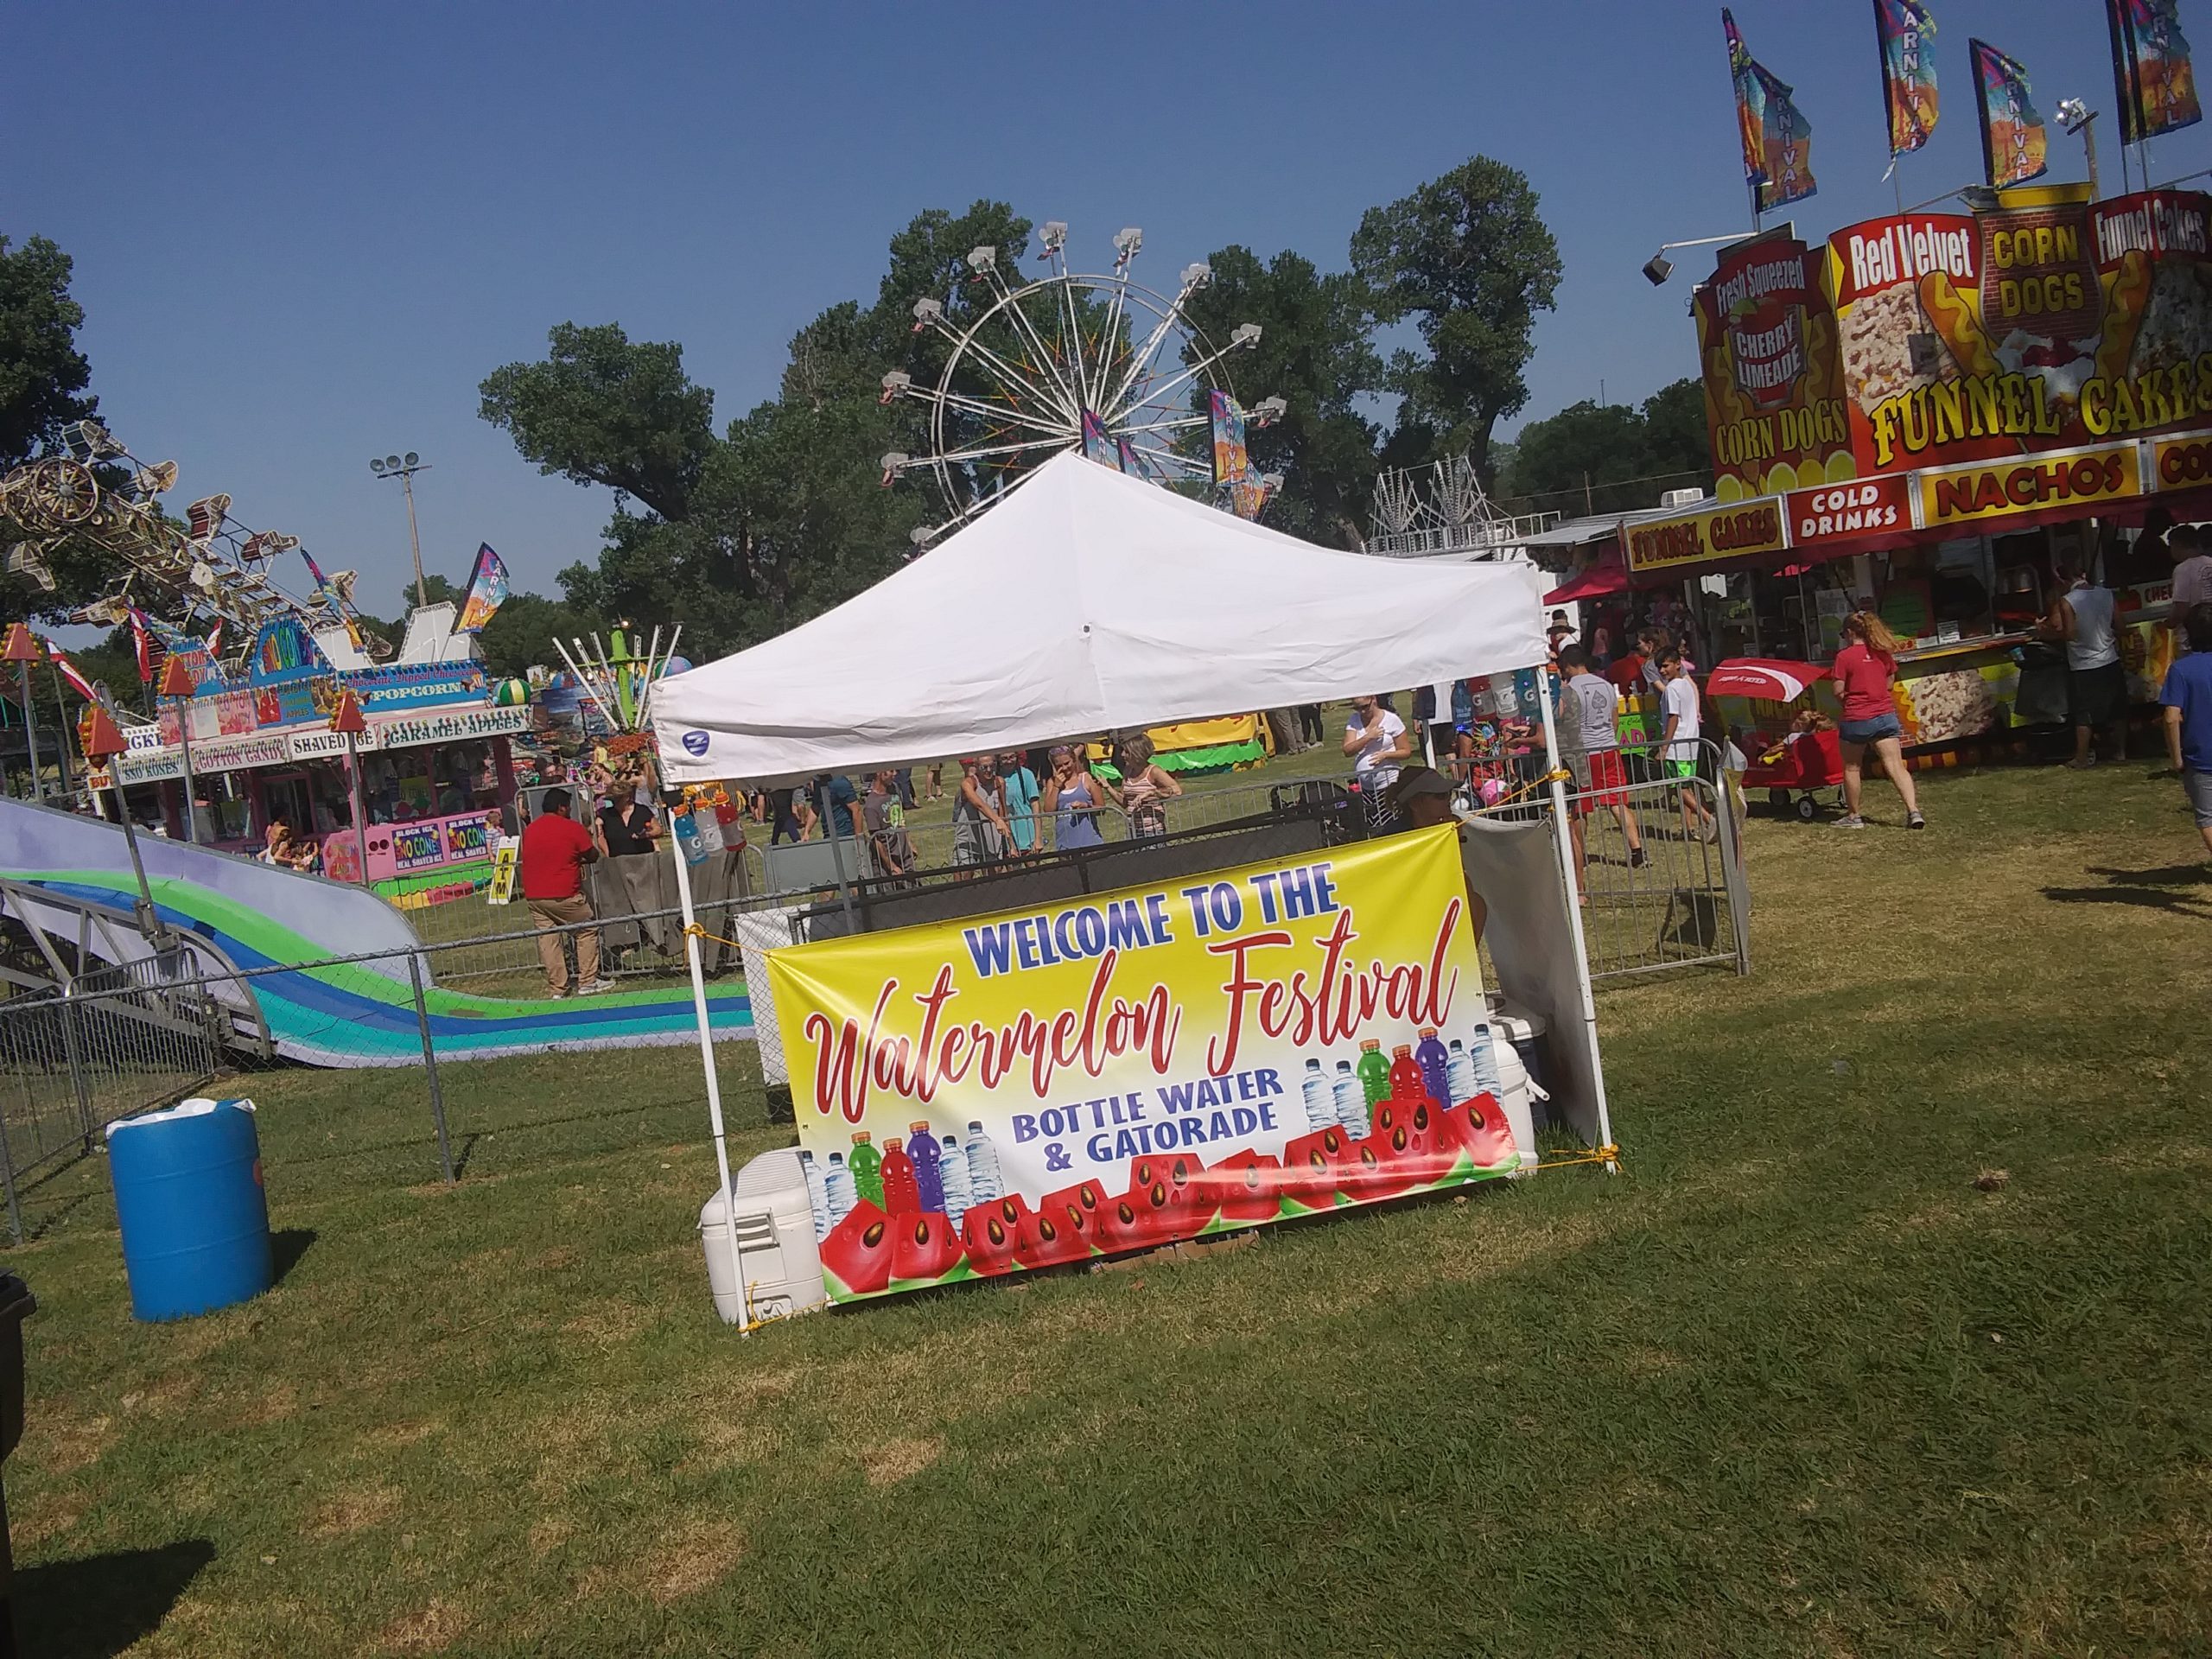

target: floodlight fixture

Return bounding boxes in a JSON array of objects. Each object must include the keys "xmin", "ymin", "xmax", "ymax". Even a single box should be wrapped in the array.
[
  {"xmin": 966, "ymin": 245, "xmax": 997, "ymax": 275},
  {"xmin": 1638, "ymin": 232, "xmax": 1753, "ymax": 287},
  {"xmin": 1180, "ymin": 261, "xmax": 1212, "ymax": 289},
  {"xmin": 1230, "ymin": 322, "xmax": 1262, "ymax": 348},
  {"xmin": 1113, "ymin": 226, "xmax": 1142, "ymax": 255},
  {"xmin": 1039, "ymin": 221, "xmax": 1068, "ymax": 253},
  {"xmin": 1250, "ymin": 395, "xmax": 1289, "ymax": 424}
]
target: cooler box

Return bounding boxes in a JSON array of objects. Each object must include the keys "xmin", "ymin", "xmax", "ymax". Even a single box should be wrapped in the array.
[
  {"xmin": 700, "ymin": 1148, "xmax": 826, "ymax": 1325},
  {"xmin": 1485, "ymin": 995, "xmax": 1551, "ymax": 1104},
  {"xmin": 106, "ymin": 1098, "xmax": 273, "ymax": 1322}
]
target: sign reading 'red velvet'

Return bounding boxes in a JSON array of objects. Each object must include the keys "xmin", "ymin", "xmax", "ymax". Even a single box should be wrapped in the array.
[{"xmin": 1694, "ymin": 234, "xmax": 1850, "ymax": 501}]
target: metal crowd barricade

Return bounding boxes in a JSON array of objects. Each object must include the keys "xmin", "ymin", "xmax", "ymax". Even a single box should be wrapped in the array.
[{"xmin": 1471, "ymin": 737, "xmax": 1750, "ymax": 982}]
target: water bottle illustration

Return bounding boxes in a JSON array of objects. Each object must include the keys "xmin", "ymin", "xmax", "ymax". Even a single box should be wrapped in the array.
[
  {"xmin": 1415, "ymin": 1027, "xmax": 1451, "ymax": 1108},
  {"xmin": 823, "ymin": 1150, "xmax": 855, "ymax": 1228},
  {"xmin": 1356, "ymin": 1039, "xmax": 1390, "ymax": 1115},
  {"xmin": 1387, "ymin": 1044, "xmax": 1425, "ymax": 1115},
  {"xmin": 907, "ymin": 1122, "xmax": 945, "ymax": 1213},
  {"xmin": 1332, "ymin": 1059, "xmax": 1367, "ymax": 1139},
  {"xmin": 1300, "ymin": 1058, "xmax": 1333, "ymax": 1135},
  {"xmin": 937, "ymin": 1132, "xmax": 973, "ymax": 1232},
  {"xmin": 798, "ymin": 1147, "xmax": 830, "ymax": 1241},
  {"xmin": 1446, "ymin": 1039, "xmax": 1476, "ymax": 1107},
  {"xmin": 880, "ymin": 1136, "xmax": 919, "ymax": 1215},
  {"xmin": 964, "ymin": 1120, "xmax": 1003, "ymax": 1208},
  {"xmin": 1467, "ymin": 1022, "xmax": 1503, "ymax": 1101},
  {"xmin": 849, "ymin": 1131, "xmax": 884, "ymax": 1208}
]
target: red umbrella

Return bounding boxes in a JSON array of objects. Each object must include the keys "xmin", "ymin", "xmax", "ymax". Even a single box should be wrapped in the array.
[
  {"xmin": 1543, "ymin": 558, "xmax": 1627, "ymax": 607},
  {"xmin": 1705, "ymin": 658, "xmax": 1831, "ymax": 702}
]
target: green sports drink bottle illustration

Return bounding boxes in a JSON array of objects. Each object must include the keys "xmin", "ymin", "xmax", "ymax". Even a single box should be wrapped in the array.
[{"xmin": 848, "ymin": 1130, "xmax": 884, "ymax": 1208}]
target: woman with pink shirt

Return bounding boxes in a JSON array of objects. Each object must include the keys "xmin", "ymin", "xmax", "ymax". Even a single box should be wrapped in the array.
[{"xmin": 1832, "ymin": 612, "xmax": 1924, "ymax": 830}]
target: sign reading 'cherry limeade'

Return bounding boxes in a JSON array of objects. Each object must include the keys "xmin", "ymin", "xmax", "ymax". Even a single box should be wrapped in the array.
[
  {"xmin": 767, "ymin": 826, "xmax": 1521, "ymax": 1302},
  {"xmin": 1693, "ymin": 233, "xmax": 1851, "ymax": 501}
]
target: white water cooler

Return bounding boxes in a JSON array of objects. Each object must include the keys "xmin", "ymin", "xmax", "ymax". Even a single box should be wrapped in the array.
[{"xmin": 699, "ymin": 1148, "xmax": 826, "ymax": 1325}]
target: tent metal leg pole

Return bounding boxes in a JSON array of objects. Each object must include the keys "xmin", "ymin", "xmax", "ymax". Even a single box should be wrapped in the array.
[
  {"xmin": 671, "ymin": 831, "xmax": 748, "ymax": 1332},
  {"xmin": 1537, "ymin": 671, "xmax": 1618, "ymax": 1169}
]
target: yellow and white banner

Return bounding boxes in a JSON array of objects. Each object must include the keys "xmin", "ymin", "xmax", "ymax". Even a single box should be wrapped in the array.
[{"xmin": 768, "ymin": 826, "xmax": 1516, "ymax": 1300}]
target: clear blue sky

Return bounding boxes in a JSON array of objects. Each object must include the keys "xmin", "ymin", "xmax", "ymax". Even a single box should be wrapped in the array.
[{"xmin": 6, "ymin": 1, "xmax": 2183, "ymax": 619}]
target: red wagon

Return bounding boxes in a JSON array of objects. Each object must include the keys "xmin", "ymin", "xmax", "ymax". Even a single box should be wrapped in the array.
[{"xmin": 1707, "ymin": 658, "xmax": 1843, "ymax": 822}]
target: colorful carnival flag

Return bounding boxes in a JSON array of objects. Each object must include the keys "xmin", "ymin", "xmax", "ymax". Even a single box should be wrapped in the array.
[
  {"xmin": 2109, "ymin": 0, "xmax": 2202, "ymax": 142},
  {"xmin": 1874, "ymin": 0, "xmax": 1940, "ymax": 163},
  {"xmin": 455, "ymin": 542, "xmax": 510, "ymax": 632},
  {"xmin": 1724, "ymin": 10, "xmax": 1817, "ymax": 212},
  {"xmin": 46, "ymin": 645, "xmax": 96, "ymax": 703},
  {"xmin": 1080, "ymin": 410, "xmax": 1121, "ymax": 469},
  {"xmin": 1972, "ymin": 40, "xmax": 2049, "ymax": 189}
]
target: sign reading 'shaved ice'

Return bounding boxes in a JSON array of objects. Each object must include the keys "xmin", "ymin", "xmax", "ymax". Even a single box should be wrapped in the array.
[{"xmin": 766, "ymin": 825, "xmax": 1522, "ymax": 1302}]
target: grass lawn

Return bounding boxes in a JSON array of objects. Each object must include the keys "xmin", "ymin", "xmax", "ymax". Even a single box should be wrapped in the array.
[{"xmin": 4, "ymin": 759, "xmax": 2209, "ymax": 1656}]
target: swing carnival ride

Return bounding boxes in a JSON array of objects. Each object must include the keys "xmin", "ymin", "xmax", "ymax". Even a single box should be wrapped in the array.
[
  {"xmin": 0, "ymin": 419, "xmax": 371, "ymax": 654},
  {"xmin": 874, "ymin": 221, "xmax": 1286, "ymax": 547}
]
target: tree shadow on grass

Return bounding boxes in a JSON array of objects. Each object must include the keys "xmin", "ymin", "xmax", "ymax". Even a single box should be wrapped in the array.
[
  {"xmin": 13, "ymin": 1537, "xmax": 213, "ymax": 1658},
  {"xmin": 2044, "ymin": 861, "xmax": 2212, "ymax": 916}
]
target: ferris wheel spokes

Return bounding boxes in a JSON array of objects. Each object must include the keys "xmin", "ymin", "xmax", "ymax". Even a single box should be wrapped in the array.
[{"xmin": 1106, "ymin": 323, "xmax": 1259, "ymax": 431}]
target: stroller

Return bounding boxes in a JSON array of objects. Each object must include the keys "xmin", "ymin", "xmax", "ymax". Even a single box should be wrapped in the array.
[{"xmin": 1707, "ymin": 658, "xmax": 1843, "ymax": 822}]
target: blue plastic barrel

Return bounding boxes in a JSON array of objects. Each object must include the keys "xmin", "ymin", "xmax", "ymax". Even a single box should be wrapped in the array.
[{"xmin": 106, "ymin": 1099, "xmax": 273, "ymax": 1321}]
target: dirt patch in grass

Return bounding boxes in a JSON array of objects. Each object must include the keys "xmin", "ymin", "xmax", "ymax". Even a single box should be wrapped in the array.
[
  {"xmin": 30, "ymin": 1411, "xmax": 110, "ymax": 1477},
  {"xmin": 863, "ymin": 1434, "xmax": 944, "ymax": 1487},
  {"xmin": 374, "ymin": 1599, "xmax": 472, "ymax": 1655},
  {"xmin": 309, "ymin": 1482, "xmax": 403, "ymax": 1536},
  {"xmin": 576, "ymin": 1516, "xmax": 748, "ymax": 1606}
]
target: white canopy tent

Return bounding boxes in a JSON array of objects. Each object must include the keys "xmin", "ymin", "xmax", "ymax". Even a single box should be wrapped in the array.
[
  {"xmin": 652, "ymin": 451, "xmax": 1551, "ymax": 785},
  {"xmin": 653, "ymin": 453, "xmax": 1615, "ymax": 1319}
]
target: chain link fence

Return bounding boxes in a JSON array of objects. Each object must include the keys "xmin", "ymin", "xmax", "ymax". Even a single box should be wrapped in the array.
[{"xmin": 0, "ymin": 761, "xmax": 1748, "ymax": 1239}]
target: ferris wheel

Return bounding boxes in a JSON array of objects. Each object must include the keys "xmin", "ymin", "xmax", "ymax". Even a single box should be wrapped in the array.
[{"xmin": 878, "ymin": 222, "xmax": 1281, "ymax": 545}]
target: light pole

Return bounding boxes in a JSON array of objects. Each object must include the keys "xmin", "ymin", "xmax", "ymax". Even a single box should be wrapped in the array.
[
  {"xmin": 2056, "ymin": 99, "xmax": 2101, "ymax": 200},
  {"xmin": 370, "ymin": 451, "xmax": 431, "ymax": 613}
]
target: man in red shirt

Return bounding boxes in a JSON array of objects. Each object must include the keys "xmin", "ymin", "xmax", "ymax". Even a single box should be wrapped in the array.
[{"xmin": 519, "ymin": 788, "xmax": 611, "ymax": 996}]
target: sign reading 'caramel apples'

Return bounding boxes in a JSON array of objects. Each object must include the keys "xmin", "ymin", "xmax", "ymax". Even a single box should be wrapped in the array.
[{"xmin": 1693, "ymin": 232, "xmax": 1852, "ymax": 502}]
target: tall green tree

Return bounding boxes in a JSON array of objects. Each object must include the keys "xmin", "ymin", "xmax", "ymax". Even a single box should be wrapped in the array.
[
  {"xmin": 1183, "ymin": 246, "xmax": 1382, "ymax": 550},
  {"xmin": 0, "ymin": 234, "xmax": 124, "ymax": 621},
  {"xmin": 478, "ymin": 323, "xmax": 715, "ymax": 522},
  {"xmin": 1350, "ymin": 157, "xmax": 1562, "ymax": 482},
  {"xmin": 1498, "ymin": 378, "xmax": 1711, "ymax": 518},
  {"xmin": 479, "ymin": 205, "xmax": 1027, "ymax": 660}
]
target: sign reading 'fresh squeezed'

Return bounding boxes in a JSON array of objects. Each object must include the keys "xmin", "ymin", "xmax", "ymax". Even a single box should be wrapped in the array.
[{"xmin": 767, "ymin": 826, "xmax": 1520, "ymax": 1302}]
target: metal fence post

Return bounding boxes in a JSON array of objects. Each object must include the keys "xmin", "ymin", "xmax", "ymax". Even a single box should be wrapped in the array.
[
  {"xmin": 1713, "ymin": 766, "xmax": 1753, "ymax": 976},
  {"xmin": 407, "ymin": 954, "xmax": 456, "ymax": 1183},
  {"xmin": 0, "ymin": 1069, "xmax": 24, "ymax": 1245},
  {"xmin": 57, "ymin": 989, "xmax": 93, "ymax": 1155}
]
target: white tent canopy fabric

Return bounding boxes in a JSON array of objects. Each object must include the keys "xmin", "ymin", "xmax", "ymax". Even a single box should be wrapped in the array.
[{"xmin": 653, "ymin": 450, "xmax": 1550, "ymax": 785}]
